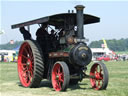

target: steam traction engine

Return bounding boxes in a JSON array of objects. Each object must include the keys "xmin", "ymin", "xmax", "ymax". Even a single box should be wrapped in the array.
[{"xmin": 11, "ymin": 5, "xmax": 109, "ymax": 91}]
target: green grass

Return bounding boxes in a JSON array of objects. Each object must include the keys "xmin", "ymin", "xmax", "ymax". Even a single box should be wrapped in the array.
[
  {"xmin": 115, "ymin": 51, "xmax": 128, "ymax": 54},
  {"xmin": 0, "ymin": 61, "xmax": 128, "ymax": 96}
]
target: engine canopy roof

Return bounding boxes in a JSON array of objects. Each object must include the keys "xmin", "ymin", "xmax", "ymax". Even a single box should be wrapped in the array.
[{"xmin": 11, "ymin": 13, "xmax": 100, "ymax": 29}]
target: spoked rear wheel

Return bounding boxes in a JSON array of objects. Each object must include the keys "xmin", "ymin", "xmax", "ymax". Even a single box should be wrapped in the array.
[
  {"xmin": 18, "ymin": 40, "xmax": 44, "ymax": 88},
  {"xmin": 52, "ymin": 61, "xmax": 70, "ymax": 91},
  {"xmin": 90, "ymin": 62, "xmax": 109, "ymax": 90}
]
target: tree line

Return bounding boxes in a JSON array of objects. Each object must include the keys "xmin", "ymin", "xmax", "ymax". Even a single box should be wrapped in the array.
[
  {"xmin": 89, "ymin": 38, "xmax": 128, "ymax": 51},
  {"xmin": 0, "ymin": 41, "xmax": 23, "ymax": 50},
  {"xmin": 0, "ymin": 38, "xmax": 128, "ymax": 51}
]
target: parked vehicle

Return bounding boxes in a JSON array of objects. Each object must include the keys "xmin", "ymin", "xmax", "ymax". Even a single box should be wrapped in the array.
[
  {"xmin": 96, "ymin": 55, "xmax": 111, "ymax": 61},
  {"xmin": 0, "ymin": 50, "xmax": 17, "ymax": 62}
]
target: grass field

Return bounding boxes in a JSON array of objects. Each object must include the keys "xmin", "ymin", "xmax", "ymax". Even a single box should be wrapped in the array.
[
  {"xmin": 115, "ymin": 51, "xmax": 128, "ymax": 54},
  {"xmin": 0, "ymin": 61, "xmax": 128, "ymax": 96}
]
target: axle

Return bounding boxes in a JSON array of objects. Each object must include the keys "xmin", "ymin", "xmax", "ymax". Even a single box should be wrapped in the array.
[{"xmin": 70, "ymin": 72, "xmax": 95, "ymax": 80}]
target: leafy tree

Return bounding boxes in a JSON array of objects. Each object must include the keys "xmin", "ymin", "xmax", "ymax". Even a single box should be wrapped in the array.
[
  {"xmin": 89, "ymin": 38, "xmax": 128, "ymax": 51},
  {"xmin": 0, "ymin": 41, "xmax": 23, "ymax": 50}
]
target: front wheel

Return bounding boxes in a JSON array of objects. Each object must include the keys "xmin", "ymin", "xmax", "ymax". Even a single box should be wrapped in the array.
[
  {"xmin": 52, "ymin": 61, "xmax": 70, "ymax": 91},
  {"xmin": 90, "ymin": 62, "xmax": 109, "ymax": 90}
]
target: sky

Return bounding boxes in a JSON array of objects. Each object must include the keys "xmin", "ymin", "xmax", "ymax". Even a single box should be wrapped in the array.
[{"xmin": 0, "ymin": 0, "xmax": 128, "ymax": 44}]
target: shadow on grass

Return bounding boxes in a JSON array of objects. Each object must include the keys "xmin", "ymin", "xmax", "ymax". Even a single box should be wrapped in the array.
[
  {"xmin": 40, "ymin": 80, "xmax": 53, "ymax": 88},
  {"xmin": 68, "ymin": 84, "xmax": 86, "ymax": 90},
  {"xmin": 17, "ymin": 82, "xmax": 22, "ymax": 87},
  {"xmin": 17, "ymin": 81, "xmax": 93, "ymax": 91},
  {"xmin": 68, "ymin": 82, "xmax": 93, "ymax": 90},
  {"xmin": 17, "ymin": 81, "xmax": 52, "ymax": 88},
  {"xmin": 39, "ymin": 81, "xmax": 90, "ymax": 91}
]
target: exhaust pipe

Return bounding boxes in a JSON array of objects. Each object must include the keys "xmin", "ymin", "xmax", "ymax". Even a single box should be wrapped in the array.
[{"xmin": 75, "ymin": 5, "xmax": 85, "ymax": 39}]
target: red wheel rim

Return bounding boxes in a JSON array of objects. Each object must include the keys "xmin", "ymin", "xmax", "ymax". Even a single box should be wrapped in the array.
[
  {"xmin": 90, "ymin": 63, "xmax": 103, "ymax": 90},
  {"xmin": 18, "ymin": 42, "xmax": 34, "ymax": 87},
  {"xmin": 52, "ymin": 63, "xmax": 64, "ymax": 91}
]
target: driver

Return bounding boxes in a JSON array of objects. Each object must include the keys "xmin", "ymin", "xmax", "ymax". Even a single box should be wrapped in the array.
[{"xmin": 36, "ymin": 23, "xmax": 50, "ymax": 59}]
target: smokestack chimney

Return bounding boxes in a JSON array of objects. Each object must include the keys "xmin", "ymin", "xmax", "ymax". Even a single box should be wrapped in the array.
[
  {"xmin": 75, "ymin": 5, "xmax": 85, "ymax": 39},
  {"xmin": 72, "ymin": 10, "xmax": 74, "ymax": 13},
  {"xmin": 68, "ymin": 10, "xmax": 70, "ymax": 13}
]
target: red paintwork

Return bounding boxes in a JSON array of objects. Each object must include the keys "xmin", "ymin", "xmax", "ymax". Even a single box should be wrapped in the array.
[
  {"xmin": 96, "ymin": 55, "xmax": 110, "ymax": 61},
  {"xmin": 18, "ymin": 42, "xmax": 34, "ymax": 87},
  {"xmin": 111, "ymin": 56, "xmax": 118, "ymax": 61},
  {"xmin": 49, "ymin": 52, "xmax": 69, "ymax": 58},
  {"xmin": 52, "ymin": 63, "xmax": 64, "ymax": 91},
  {"xmin": 90, "ymin": 63, "xmax": 103, "ymax": 90}
]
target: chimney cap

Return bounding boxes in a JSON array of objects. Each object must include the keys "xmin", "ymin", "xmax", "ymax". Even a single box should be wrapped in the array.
[{"xmin": 75, "ymin": 5, "xmax": 85, "ymax": 10}]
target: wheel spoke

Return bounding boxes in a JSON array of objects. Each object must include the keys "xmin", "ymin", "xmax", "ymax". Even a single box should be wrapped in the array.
[
  {"xmin": 20, "ymin": 63, "xmax": 27, "ymax": 71},
  {"xmin": 59, "ymin": 76, "xmax": 64, "ymax": 82},
  {"xmin": 57, "ymin": 66, "xmax": 60, "ymax": 73},
  {"xmin": 24, "ymin": 71, "xmax": 31, "ymax": 83},
  {"xmin": 99, "ymin": 65, "xmax": 102, "ymax": 73},
  {"xmin": 58, "ymin": 81, "xmax": 62, "ymax": 89},
  {"xmin": 59, "ymin": 73, "xmax": 64, "ymax": 82},
  {"xmin": 55, "ymin": 71, "xmax": 58, "ymax": 76},
  {"xmin": 22, "ymin": 67, "xmax": 26, "ymax": 71},
  {"xmin": 30, "ymin": 70, "xmax": 33, "ymax": 77},
  {"xmin": 29, "ymin": 66, "xmax": 32, "ymax": 71},
  {"xmin": 98, "ymin": 65, "xmax": 100, "ymax": 72},
  {"xmin": 95, "ymin": 67, "xmax": 98, "ymax": 73},
  {"xmin": 22, "ymin": 69, "xmax": 29, "ymax": 76},
  {"xmin": 22, "ymin": 63, "xmax": 27, "ymax": 66},
  {"xmin": 59, "ymin": 78, "xmax": 64, "ymax": 82},
  {"xmin": 21, "ymin": 71, "xmax": 25, "ymax": 76},
  {"xmin": 27, "ymin": 46, "xmax": 31, "ymax": 54},
  {"xmin": 28, "ymin": 72, "xmax": 32, "ymax": 82},
  {"xmin": 99, "ymin": 65, "xmax": 103, "ymax": 80},
  {"xmin": 28, "ymin": 64, "xmax": 32, "ymax": 70},
  {"xmin": 28, "ymin": 64, "xmax": 33, "ymax": 77},
  {"xmin": 27, "ymin": 46, "xmax": 33, "ymax": 60},
  {"xmin": 21, "ymin": 54, "xmax": 29, "ymax": 60},
  {"xmin": 55, "ymin": 80, "xmax": 60, "ymax": 90},
  {"xmin": 100, "ymin": 73, "xmax": 103, "ymax": 80},
  {"xmin": 24, "ymin": 46, "xmax": 29, "ymax": 54},
  {"xmin": 21, "ymin": 70, "xmax": 29, "ymax": 83},
  {"xmin": 22, "ymin": 45, "xmax": 33, "ymax": 84},
  {"xmin": 29, "ymin": 56, "xmax": 33, "ymax": 63},
  {"xmin": 25, "ymin": 74, "xmax": 29, "ymax": 83},
  {"xmin": 101, "ymin": 79, "xmax": 103, "ymax": 86},
  {"xmin": 25, "ymin": 45, "xmax": 34, "ymax": 63},
  {"xmin": 98, "ymin": 80, "xmax": 101, "ymax": 87}
]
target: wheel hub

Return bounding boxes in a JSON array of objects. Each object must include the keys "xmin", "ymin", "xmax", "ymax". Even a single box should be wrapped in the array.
[
  {"xmin": 56, "ymin": 75, "xmax": 59, "ymax": 80},
  {"xmin": 26, "ymin": 59, "xmax": 31, "ymax": 66}
]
